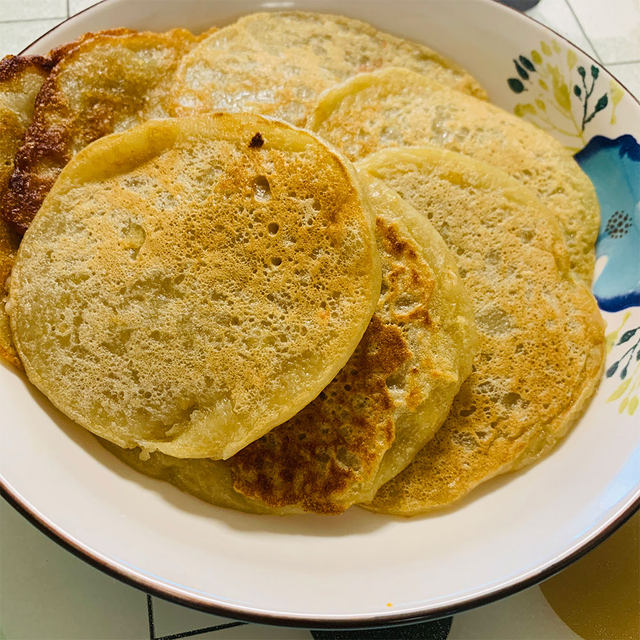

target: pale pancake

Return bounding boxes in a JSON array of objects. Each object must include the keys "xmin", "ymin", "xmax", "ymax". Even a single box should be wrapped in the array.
[
  {"xmin": 310, "ymin": 67, "xmax": 599, "ymax": 284},
  {"xmin": 170, "ymin": 11, "xmax": 486, "ymax": 126},
  {"xmin": 359, "ymin": 147, "xmax": 605, "ymax": 515},
  {"xmin": 100, "ymin": 439, "xmax": 273, "ymax": 515},
  {"xmin": 100, "ymin": 180, "xmax": 477, "ymax": 514},
  {"xmin": 9, "ymin": 114, "xmax": 381, "ymax": 460},
  {"xmin": 2, "ymin": 28, "xmax": 197, "ymax": 234},
  {"xmin": 0, "ymin": 55, "xmax": 53, "ymax": 368}
]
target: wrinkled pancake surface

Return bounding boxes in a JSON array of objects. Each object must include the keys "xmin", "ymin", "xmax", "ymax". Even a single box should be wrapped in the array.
[
  {"xmin": 170, "ymin": 11, "xmax": 486, "ymax": 126},
  {"xmin": 360, "ymin": 147, "xmax": 605, "ymax": 515},
  {"xmin": 310, "ymin": 67, "xmax": 599, "ymax": 283},
  {"xmin": 0, "ymin": 54, "xmax": 54, "ymax": 367},
  {"xmin": 9, "ymin": 114, "xmax": 381, "ymax": 460},
  {"xmin": 2, "ymin": 27, "xmax": 197, "ymax": 234},
  {"xmin": 100, "ymin": 180, "xmax": 477, "ymax": 515}
]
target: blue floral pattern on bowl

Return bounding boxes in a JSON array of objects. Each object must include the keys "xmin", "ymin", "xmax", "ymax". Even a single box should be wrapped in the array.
[{"xmin": 574, "ymin": 134, "xmax": 640, "ymax": 313}]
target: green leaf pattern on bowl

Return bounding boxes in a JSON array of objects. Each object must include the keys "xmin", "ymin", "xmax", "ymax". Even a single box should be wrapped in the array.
[
  {"xmin": 507, "ymin": 39, "xmax": 625, "ymax": 152},
  {"xmin": 605, "ymin": 312, "xmax": 640, "ymax": 416}
]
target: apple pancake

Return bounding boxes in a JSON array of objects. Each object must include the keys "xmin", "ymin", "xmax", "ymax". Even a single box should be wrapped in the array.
[
  {"xmin": 170, "ymin": 11, "xmax": 486, "ymax": 126},
  {"xmin": 2, "ymin": 27, "xmax": 197, "ymax": 234},
  {"xmin": 9, "ymin": 114, "xmax": 381, "ymax": 460},
  {"xmin": 310, "ymin": 67, "xmax": 600, "ymax": 283},
  {"xmin": 100, "ymin": 180, "xmax": 477, "ymax": 514},
  {"xmin": 359, "ymin": 147, "xmax": 605, "ymax": 515},
  {"xmin": 0, "ymin": 54, "xmax": 54, "ymax": 368},
  {"xmin": 0, "ymin": 219, "xmax": 20, "ymax": 369},
  {"xmin": 0, "ymin": 55, "xmax": 53, "ymax": 197}
]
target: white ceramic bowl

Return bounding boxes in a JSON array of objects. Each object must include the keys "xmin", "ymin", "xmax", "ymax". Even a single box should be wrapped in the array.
[{"xmin": 1, "ymin": 0, "xmax": 639, "ymax": 628}]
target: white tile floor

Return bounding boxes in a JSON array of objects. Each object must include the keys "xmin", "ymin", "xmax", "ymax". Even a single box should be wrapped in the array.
[
  {"xmin": 527, "ymin": 0, "xmax": 600, "ymax": 59},
  {"xmin": 0, "ymin": 18, "xmax": 64, "ymax": 55},
  {"xmin": 0, "ymin": 499, "xmax": 150, "ymax": 640},
  {"xmin": 608, "ymin": 58, "xmax": 640, "ymax": 94},
  {"xmin": 0, "ymin": 0, "xmax": 66, "ymax": 22},
  {"xmin": 566, "ymin": 0, "xmax": 640, "ymax": 64},
  {"xmin": 69, "ymin": 0, "xmax": 102, "ymax": 15}
]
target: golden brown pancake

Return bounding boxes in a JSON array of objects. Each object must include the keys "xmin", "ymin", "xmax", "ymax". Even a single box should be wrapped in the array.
[
  {"xmin": 0, "ymin": 54, "xmax": 54, "ymax": 367},
  {"xmin": 310, "ymin": 67, "xmax": 599, "ymax": 283},
  {"xmin": 170, "ymin": 11, "xmax": 486, "ymax": 126},
  {"xmin": 100, "ymin": 180, "xmax": 477, "ymax": 514},
  {"xmin": 9, "ymin": 114, "xmax": 381, "ymax": 460},
  {"xmin": 229, "ymin": 180, "xmax": 476, "ymax": 512},
  {"xmin": 359, "ymin": 147, "xmax": 605, "ymax": 515},
  {"xmin": 2, "ymin": 27, "xmax": 197, "ymax": 234},
  {"xmin": 0, "ymin": 55, "xmax": 53, "ymax": 197}
]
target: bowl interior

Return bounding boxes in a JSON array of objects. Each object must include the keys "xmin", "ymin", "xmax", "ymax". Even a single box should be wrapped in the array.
[{"xmin": 2, "ymin": 0, "xmax": 639, "ymax": 627}]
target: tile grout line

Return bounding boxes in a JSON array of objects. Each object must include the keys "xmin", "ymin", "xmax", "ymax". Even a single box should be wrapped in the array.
[
  {"xmin": 606, "ymin": 59, "xmax": 640, "ymax": 66},
  {"xmin": 562, "ymin": 0, "xmax": 602, "ymax": 63},
  {"xmin": 155, "ymin": 621, "xmax": 247, "ymax": 640},
  {"xmin": 0, "ymin": 16, "xmax": 67, "ymax": 25},
  {"xmin": 147, "ymin": 595, "xmax": 156, "ymax": 640},
  {"xmin": 66, "ymin": 0, "xmax": 70, "ymax": 18}
]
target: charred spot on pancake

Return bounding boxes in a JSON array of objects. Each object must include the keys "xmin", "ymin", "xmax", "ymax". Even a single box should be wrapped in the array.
[{"xmin": 249, "ymin": 132, "xmax": 264, "ymax": 148}]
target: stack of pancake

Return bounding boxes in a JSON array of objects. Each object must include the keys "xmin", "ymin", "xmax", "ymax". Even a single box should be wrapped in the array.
[{"xmin": 0, "ymin": 12, "xmax": 606, "ymax": 516}]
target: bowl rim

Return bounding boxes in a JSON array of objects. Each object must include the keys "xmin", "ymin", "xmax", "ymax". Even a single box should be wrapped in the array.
[
  {"xmin": 2, "ymin": 481, "xmax": 639, "ymax": 628},
  {"xmin": 3, "ymin": 0, "xmax": 640, "ymax": 629}
]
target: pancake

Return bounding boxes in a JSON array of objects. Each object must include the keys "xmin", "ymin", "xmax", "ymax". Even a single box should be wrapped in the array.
[
  {"xmin": 100, "ymin": 439, "xmax": 274, "ymax": 515},
  {"xmin": 100, "ymin": 179, "xmax": 477, "ymax": 514},
  {"xmin": 0, "ymin": 54, "xmax": 54, "ymax": 368},
  {"xmin": 309, "ymin": 67, "xmax": 600, "ymax": 284},
  {"xmin": 170, "ymin": 11, "xmax": 486, "ymax": 126},
  {"xmin": 0, "ymin": 220, "xmax": 20, "ymax": 368},
  {"xmin": 0, "ymin": 55, "xmax": 53, "ymax": 197},
  {"xmin": 359, "ymin": 147, "xmax": 605, "ymax": 515},
  {"xmin": 2, "ymin": 27, "xmax": 197, "ymax": 234},
  {"xmin": 9, "ymin": 114, "xmax": 381, "ymax": 460}
]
